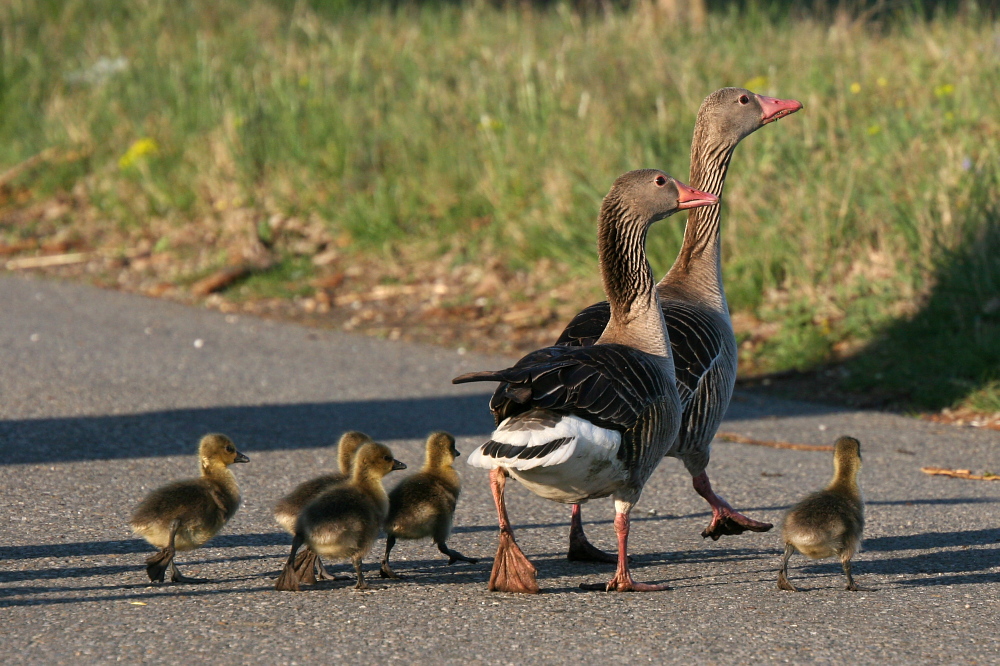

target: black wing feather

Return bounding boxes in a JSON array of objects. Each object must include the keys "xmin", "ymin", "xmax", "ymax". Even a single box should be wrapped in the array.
[{"xmin": 454, "ymin": 343, "xmax": 667, "ymax": 433}]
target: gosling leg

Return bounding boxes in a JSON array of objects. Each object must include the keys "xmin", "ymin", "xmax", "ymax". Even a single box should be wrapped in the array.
[
  {"xmin": 437, "ymin": 541, "xmax": 478, "ymax": 565},
  {"xmin": 353, "ymin": 556, "xmax": 369, "ymax": 590},
  {"xmin": 144, "ymin": 518, "xmax": 180, "ymax": 583},
  {"xmin": 380, "ymin": 535, "xmax": 401, "ymax": 579},
  {"xmin": 275, "ymin": 534, "xmax": 304, "ymax": 591},
  {"xmin": 842, "ymin": 555, "xmax": 859, "ymax": 591},
  {"xmin": 777, "ymin": 544, "xmax": 799, "ymax": 592}
]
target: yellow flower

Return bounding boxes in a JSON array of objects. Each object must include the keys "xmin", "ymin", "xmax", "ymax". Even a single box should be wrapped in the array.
[
  {"xmin": 867, "ymin": 124, "xmax": 881, "ymax": 135},
  {"xmin": 850, "ymin": 82, "xmax": 862, "ymax": 94},
  {"xmin": 118, "ymin": 138, "xmax": 159, "ymax": 170},
  {"xmin": 876, "ymin": 77, "xmax": 888, "ymax": 88},
  {"xmin": 743, "ymin": 75, "xmax": 768, "ymax": 92},
  {"xmin": 934, "ymin": 84, "xmax": 955, "ymax": 98}
]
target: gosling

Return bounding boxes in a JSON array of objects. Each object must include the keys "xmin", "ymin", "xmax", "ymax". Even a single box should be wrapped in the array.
[
  {"xmin": 130, "ymin": 434, "xmax": 249, "ymax": 583},
  {"xmin": 275, "ymin": 442, "xmax": 406, "ymax": 591},
  {"xmin": 274, "ymin": 431, "xmax": 372, "ymax": 582},
  {"xmin": 380, "ymin": 432, "xmax": 478, "ymax": 579},
  {"xmin": 778, "ymin": 436, "xmax": 865, "ymax": 592}
]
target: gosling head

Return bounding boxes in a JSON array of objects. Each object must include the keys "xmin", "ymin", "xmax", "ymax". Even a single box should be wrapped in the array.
[
  {"xmin": 198, "ymin": 433, "xmax": 249, "ymax": 470},
  {"xmin": 604, "ymin": 169, "xmax": 718, "ymax": 228},
  {"xmin": 833, "ymin": 436, "xmax": 862, "ymax": 473},
  {"xmin": 424, "ymin": 431, "xmax": 460, "ymax": 468},
  {"xmin": 698, "ymin": 87, "xmax": 803, "ymax": 145},
  {"xmin": 352, "ymin": 442, "xmax": 407, "ymax": 481},
  {"xmin": 337, "ymin": 431, "xmax": 374, "ymax": 476}
]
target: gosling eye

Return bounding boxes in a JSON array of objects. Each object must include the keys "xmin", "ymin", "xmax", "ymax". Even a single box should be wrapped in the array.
[
  {"xmin": 738, "ymin": 94, "xmax": 750, "ymax": 105},
  {"xmin": 226, "ymin": 445, "xmax": 235, "ymax": 453},
  {"xmin": 654, "ymin": 175, "xmax": 667, "ymax": 187},
  {"xmin": 383, "ymin": 455, "xmax": 393, "ymax": 462}
]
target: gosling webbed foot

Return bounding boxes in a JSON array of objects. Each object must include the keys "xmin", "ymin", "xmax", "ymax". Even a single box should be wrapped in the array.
[
  {"xmin": 777, "ymin": 571, "xmax": 799, "ymax": 592},
  {"xmin": 144, "ymin": 547, "xmax": 174, "ymax": 583},
  {"xmin": 379, "ymin": 563, "xmax": 403, "ymax": 579},
  {"xmin": 294, "ymin": 549, "xmax": 319, "ymax": 585},
  {"xmin": 438, "ymin": 542, "xmax": 478, "ymax": 565},
  {"xmin": 316, "ymin": 558, "xmax": 350, "ymax": 581},
  {"xmin": 169, "ymin": 561, "xmax": 208, "ymax": 584}
]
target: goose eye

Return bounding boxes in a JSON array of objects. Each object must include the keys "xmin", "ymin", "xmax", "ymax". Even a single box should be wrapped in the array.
[
  {"xmin": 654, "ymin": 175, "xmax": 667, "ymax": 187},
  {"xmin": 384, "ymin": 455, "xmax": 393, "ymax": 462},
  {"xmin": 226, "ymin": 446, "xmax": 234, "ymax": 453},
  {"xmin": 738, "ymin": 94, "xmax": 750, "ymax": 105}
]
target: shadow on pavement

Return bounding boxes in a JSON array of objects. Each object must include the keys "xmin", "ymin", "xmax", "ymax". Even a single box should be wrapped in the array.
[{"xmin": 0, "ymin": 391, "xmax": 854, "ymax": 466}]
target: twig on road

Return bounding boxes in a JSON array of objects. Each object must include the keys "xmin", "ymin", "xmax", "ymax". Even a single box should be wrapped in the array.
[
  {"xmin": 716, "ymin": 431, "xmax": 835, "ymax": 452},
  {"xmin": 921, "ymin": 466, "xmax": 999, "ymax": 481}
]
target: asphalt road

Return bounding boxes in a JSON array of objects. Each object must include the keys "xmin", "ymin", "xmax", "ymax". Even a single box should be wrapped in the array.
[{"xmin": 1, "ymin": 274, "xmax": 998, "ymax": 665}]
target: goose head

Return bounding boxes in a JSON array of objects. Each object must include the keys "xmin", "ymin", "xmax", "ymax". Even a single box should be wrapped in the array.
[
  {"xmin": 603, "ymin": 169, "xmax": 719, "ymax": 227},
  {"xmin": 198, "ymin": 433, "xmax": 249, "ymax": 471},
  {"xmin": 352, "ymin": 442, "xmax": 407, "ymax": 482},
  {"xmin": 699, "ymin": 87, "xmax": 802, "ymax": 145}
]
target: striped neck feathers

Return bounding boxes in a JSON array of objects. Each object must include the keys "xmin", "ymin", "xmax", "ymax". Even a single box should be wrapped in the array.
[
  {"xmin": 595, "ymin": 193, "xmax": 669, "ymax": 357},
  {"xmin": 662, "ymin": 122, "xmax": 740, "ymax": 308}
]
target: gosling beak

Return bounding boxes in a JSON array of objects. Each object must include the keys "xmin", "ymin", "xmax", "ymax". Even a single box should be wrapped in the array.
[
  {"xmin": 674, "ymin": 180, "xmax": 719, "ymax": 210},
  {"xmin": 757, "ymin": 94, "xmax": 803, "ymax": 124},
  {"xmin": 453, "ymin": 449, "xmax": 461, "ymax": 458},
  {"xmin": 392, "ymin": 459, "xmax": 407, "ymax": 471},
  {"xmin": 234, "ymin": 451, "xmax": 250, "ymax": 463}
]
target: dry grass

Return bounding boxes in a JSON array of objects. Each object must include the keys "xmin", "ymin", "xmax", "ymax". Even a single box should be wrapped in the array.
[{"xmin": 1, "ymin": 0, "xmax": 998, "ymax": 410}]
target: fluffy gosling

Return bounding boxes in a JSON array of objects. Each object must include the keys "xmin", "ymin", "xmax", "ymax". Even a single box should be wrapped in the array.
[
  {"xmin": 275, "ymin": 442, "xmax": 406, "ymax": 591},
  {"xmin": 273, "ymin": 431, "xmax": 372, "ymax": 582},
  {"xmin": 130, "ymin": 434, "xmax": 249, "ymax": 583},
  {"xmin": 380, "ymin": 432, "xmax": 477, "ymax": 578},
  {"xmin": 778, "ymin": 436, "xmax": 865, "ymax": 592}
]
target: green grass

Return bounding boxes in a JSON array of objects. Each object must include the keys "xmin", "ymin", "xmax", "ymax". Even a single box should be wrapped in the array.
[{"xmin": 2, "ymin": 0, "xmax": 999, "ymax": 411}]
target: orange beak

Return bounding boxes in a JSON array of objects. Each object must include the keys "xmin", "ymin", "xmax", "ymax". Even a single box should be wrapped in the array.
[
  {"xmin": 757, "ymin": 94, "xmax": 803, "ymax": 124},
  {"xmin": 675, "ymin": 180, "xmax": 719, "ymax": 210}
]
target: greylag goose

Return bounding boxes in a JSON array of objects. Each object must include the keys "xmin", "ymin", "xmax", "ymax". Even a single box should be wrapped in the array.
[
  {"xmin": 540, "ymin": 88, "xmax": 802, "ymax": 559},
  {"xmin": 130, "ymin": 434, "xmax": 249, "ymax": 583},
  {"xmin": 273, "ymin": 430, "xmax": 372, "ymax": 582},
  {"xmin": 778, "ymin": 436, "xmax": 865, "ymax": 592},
  {"xmin": 275, "ymin": 442, "xmax": 406, "ymax": 591},
  {"xmin": 380, "ymin": 432, "xmax": 478, "ymax": 579},
  {"xmin": 454, "ymin": 170, "xmax": 718, "ymax": 593}
]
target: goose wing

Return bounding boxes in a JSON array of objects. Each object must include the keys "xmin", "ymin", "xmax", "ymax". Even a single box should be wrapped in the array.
[
  {"xmin": 553, "ymin": 301, "xmax": 611, "ymax": 348},
  {"xmin": 454, "ymin": 343, "xmax": 668, "ymax": 434},
  {"xmin": 551, "ymin": 298, "xmax": 726, "ymax": 414}
]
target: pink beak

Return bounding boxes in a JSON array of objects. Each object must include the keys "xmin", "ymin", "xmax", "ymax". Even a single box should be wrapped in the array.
[
  {"xmin": 675, "ymin": 180, "xmax": 719, "ymax": 210},
  {"xmin": 756, "ymin": 94, "xmax": 803, "ymax": 124}
]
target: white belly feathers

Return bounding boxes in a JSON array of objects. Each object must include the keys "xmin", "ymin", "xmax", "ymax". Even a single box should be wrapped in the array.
[{"xmin": 467, "ymin": 411, "xmax": 626, "ymax": 504}]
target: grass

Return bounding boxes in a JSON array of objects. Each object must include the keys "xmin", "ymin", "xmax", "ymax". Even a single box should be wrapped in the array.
[{"xmin": 1, "ymin": 0, "xmax": 999, "ymax": 412}]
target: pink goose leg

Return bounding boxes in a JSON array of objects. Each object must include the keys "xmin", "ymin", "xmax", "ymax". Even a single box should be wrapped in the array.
[
  {"xmin": 693, "ymin": 472, "xmax": 773, "ymax": 540},
  {"xmin": 488, "ymin": 468, "xmax": 539, "ymax": 594},
  {"xmin": 567, "ymin": 504, "xmax": 618, "ymax": 563},
  {"xmin": 581, "ymin": 504, "xmax": 670, "ymax": 592}
]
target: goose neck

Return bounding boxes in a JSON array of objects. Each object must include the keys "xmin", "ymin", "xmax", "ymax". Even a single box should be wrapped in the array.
[
  {"xmin": 662, "ymin": 128, "xmax": 739, "ymax": 309},
  {"xmin": 596, "ymin": 198, "xmax": 668, "ymax": 357}
]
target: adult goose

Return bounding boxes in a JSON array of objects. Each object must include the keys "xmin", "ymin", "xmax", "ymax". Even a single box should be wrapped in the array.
[
  {"xmin": 454, "ymin": 170, "xmax": 718, "ymax": 593},
  {"xmin": 542, "ymin": 88, "xmax": 802, "ymax": 559}
]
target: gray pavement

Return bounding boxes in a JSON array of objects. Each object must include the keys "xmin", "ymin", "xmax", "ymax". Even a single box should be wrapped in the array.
[{"xmin": 1, "ymin": 274, "xmax": 998, "ymax": 664}]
